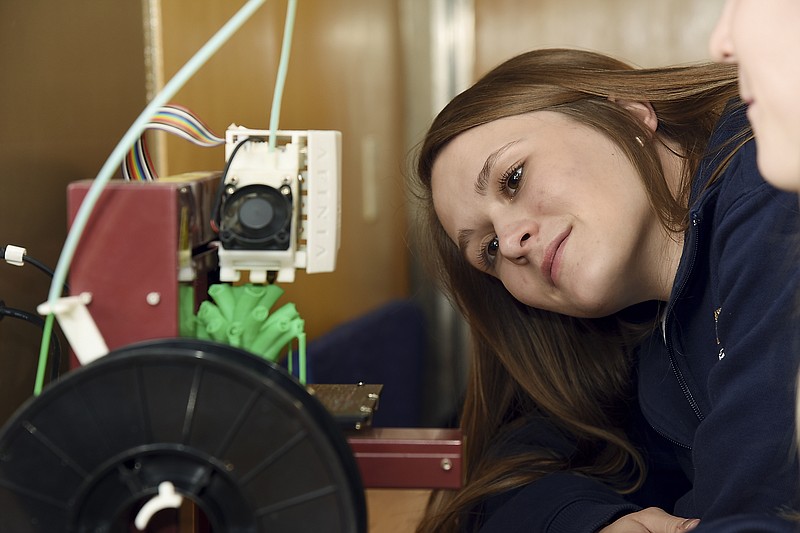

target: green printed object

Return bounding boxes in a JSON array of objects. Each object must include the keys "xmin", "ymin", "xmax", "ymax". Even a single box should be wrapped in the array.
[{"xmin": 180, "ymin": 283, "xmax": 307, "ymax": 383}]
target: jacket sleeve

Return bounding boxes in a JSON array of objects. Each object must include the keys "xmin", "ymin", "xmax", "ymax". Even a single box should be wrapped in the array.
[
  {"xmin": 478, "ymin": 472, "xmax": 640, "ymax": 533},
  {"xmin": 677, "ymin": 144, "xmax": 800, "ymax": 519},
  {"xmin": 471, "ymin": 415, "xmax": 645, "ymax": 533},
  {"xmin": 693, "ymin": 514, "xmax": 798, "ymax": 533}
]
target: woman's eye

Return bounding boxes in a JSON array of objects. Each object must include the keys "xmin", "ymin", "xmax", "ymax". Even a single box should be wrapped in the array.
[
  {"xmin": 476, "ymin": 236, "xmax": 500, "ymax": 270},
  {"xmin": 500, "ymin": 164, "xmax": 523, "ymax": 197},
  {"xmin": 486, "ymin": 237, "xmax": 499, "ymax": 258},
  {"xmin": 476, "ymin": 236, "xmax": 499, "ymax": 270}
]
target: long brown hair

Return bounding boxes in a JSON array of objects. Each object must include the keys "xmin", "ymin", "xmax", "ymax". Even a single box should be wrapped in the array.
[{"xmin": 409, "ymin": 49, "xmax": 742, "ymax": 532}]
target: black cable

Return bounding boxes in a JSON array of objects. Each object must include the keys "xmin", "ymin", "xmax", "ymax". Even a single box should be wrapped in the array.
[
  {"xmin": 19, "ymin": 253, "xmax": 55, "ymax": 278},
  {"xmin": 211, "ymin": 135, "xmax": 266, "ymax": 231},
  {"xmin": 0, "ymin": 301, "xmax": 62, "ymax": 383},
  {"xmin": 23, "ymin": 255, "xmax": 70, "ymax": 293},
  {"xmin": 0, "ymin": 246, "xmax": 70, "ymax": 294}
]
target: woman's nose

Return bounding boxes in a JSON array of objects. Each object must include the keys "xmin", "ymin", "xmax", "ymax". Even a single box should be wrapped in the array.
[
  {"xmin": 497, "ymin": 219, "xmax": 538, "ymax": 264},
  {"xmin": 709, "ymin": 0, "xmax": 737, "ymax": 63}
]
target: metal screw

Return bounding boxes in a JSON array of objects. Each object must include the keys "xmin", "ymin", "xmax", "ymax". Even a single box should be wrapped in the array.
[
  {"xmin": 146, "ymin": 292, "xmax": 161, "ymax": 306},
  {"xmin": 440, "ymin": 458, "xmax": 453, "ymax": 472}
]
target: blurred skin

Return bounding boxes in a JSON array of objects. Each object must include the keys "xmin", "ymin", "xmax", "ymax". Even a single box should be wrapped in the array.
[
  {"xmin": 600, "ymin": 508, "xmax": 700, "ymax": 533},
  {"xmin": 709, "ymin": 0, "xmax": 800, "ymax": 191}
]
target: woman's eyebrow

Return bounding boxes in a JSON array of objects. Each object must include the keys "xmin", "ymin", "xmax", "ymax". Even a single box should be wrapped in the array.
[{"xmin": 475, "ymin": 140, "xmax": 520, "ymax": 195}]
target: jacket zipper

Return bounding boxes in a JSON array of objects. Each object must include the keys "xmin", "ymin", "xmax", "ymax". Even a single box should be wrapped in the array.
[
  {"xmin": 649, "ymin": 422, "xmax": 692, "ymax": 450},
  {"xmin": 662, "ymin": 213, "xmax": 705, "ymax": 423}
]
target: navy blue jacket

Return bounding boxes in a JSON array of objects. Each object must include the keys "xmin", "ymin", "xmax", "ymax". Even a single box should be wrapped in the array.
[
  {"xmin": 694, "ymin": 514, "xmax": 797, "ymax": 533},
  {"xmin": 474, "ymin": 106, "xmax": 800, "ymax": 532}
]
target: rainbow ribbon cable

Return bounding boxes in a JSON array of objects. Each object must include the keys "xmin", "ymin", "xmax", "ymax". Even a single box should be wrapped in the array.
[{"xmin": 123, "ymin": 104, "xmax": 224, "ymax": 181}]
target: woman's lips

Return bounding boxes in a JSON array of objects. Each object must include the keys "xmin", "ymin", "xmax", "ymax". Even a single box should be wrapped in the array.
[{"xmin": 541, "ymin": 228, "xmax": 571, "ymax": 285}]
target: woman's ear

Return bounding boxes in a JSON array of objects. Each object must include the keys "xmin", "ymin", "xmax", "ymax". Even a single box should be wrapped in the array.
[{"xmin": 608, "ymin": 98, "xmax": 659, "ymax": 134}]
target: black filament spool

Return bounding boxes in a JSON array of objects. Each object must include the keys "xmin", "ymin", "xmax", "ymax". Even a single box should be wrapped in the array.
[{"xmin": 0, "ymin": 339, "xmax": 365, "ymax": 532}]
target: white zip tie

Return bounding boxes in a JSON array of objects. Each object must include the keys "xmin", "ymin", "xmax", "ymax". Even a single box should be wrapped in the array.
[
  {"xmin": 3, "ymin": 245, "xmax": 26, "ymax": 267},
  {"xmin": 134, "ymin": 481, "xmax": 184, "ymax": 530}
]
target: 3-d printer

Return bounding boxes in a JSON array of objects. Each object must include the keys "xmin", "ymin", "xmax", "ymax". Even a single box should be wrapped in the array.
[
  {"xmin": 0, "ymin": 2, "xmax": 460, "ymax": 530},
  {"xmin": 0, "ymin": 124, "xmax": 461, "ymax": 532}
]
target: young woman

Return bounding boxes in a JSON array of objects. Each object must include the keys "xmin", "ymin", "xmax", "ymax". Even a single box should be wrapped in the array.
[
  {"xmin": 687, "ymin": 3, "xmax": 800, "ymax": 532},
  {"xmin": 409, "ymin": 48, "xmax": 800, "ymax": 532}
]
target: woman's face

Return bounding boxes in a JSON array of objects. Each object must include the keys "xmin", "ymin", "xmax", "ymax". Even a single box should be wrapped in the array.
[
  {"xmin": 709, "ymin": 0, "xmax": 800, "ymax": 191},
  {"xmin": 431, "ymin": 111, "xmax": 671, "ymax": 319}
]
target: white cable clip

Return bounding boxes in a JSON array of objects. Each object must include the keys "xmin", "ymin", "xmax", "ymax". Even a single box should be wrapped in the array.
[
  {"xmin": 134, "ymin": 481, "xmax": 184, "ymax": 530},
  {"xmin": 3, "ymin": 245, "xmax": 26, "ymax": 266},
  {"xmin": 37, "ymin": 293, "xmax": 109, "ymax": 365}
]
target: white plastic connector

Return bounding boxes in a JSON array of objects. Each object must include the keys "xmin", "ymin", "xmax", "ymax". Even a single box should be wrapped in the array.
[
  {"xmin": 218, "ymin": 247, "xmax": 296, "ymax": 283},
  {"xmin": 37, "ymin": 293, "xmax": 109, "ymax": 365},
  {"xmin": 177, "ymin": 248, "xmax": 195, "ymax": 282},
  {"xmin": 3, "ymin": 244, "xmax": 26, "ymax": 266},
  {"xmin": 134, "ymin": 481, "xmax": 184, "ymax": 531},
  {"xmin": 218, "ymin": 127, "xmax": 341, "ymax": 284}
]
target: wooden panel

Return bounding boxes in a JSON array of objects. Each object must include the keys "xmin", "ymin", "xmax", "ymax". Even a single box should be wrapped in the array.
[
  {"xmin": 475, "ymin": 0, "xmax": 727, "ymax": 73},
  {"xmin": 366, "ymin": 489, "xmax": 430, "ymax": 533},
  {"xmin": 0, "ymin": 1, "xmax": 147, "ymax": 424},
  {"xmin": 158, "ymin": 0, "xmax": 410, "ymax": 340}
]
